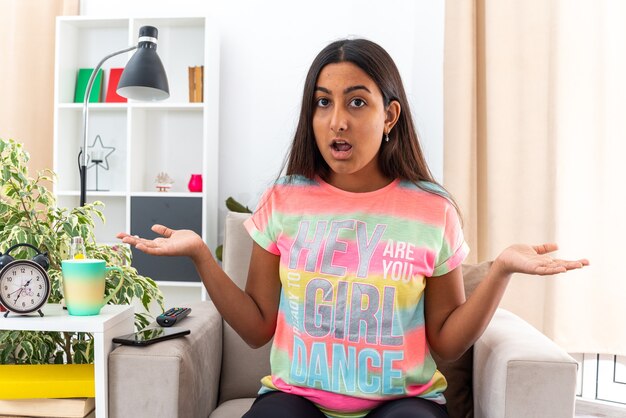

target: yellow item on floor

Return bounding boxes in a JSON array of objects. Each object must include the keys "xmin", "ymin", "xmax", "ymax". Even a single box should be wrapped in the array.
[{"xmin": 0, "ymin": 364, "xmax": 94, "ymax": 399}]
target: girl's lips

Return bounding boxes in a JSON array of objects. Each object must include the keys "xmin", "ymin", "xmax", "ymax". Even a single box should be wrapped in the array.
[{"xmin": 331, "ymin": 140, "xmax": 353, "ymax": 160}]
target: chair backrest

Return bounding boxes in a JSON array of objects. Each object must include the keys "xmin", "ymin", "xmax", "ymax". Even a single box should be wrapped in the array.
[{"xmin": 219, "ymin": 212, "xmax": 272, "ymax": 404}]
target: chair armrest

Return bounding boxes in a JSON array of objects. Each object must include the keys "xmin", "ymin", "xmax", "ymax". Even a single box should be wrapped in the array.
[
  {"xmin": 473, "ymin": 309, "xmax": 577, "ymax": 418},
  {"xmin": 109, "ymin": 301, "xmax": 223, "ymax": 418}
]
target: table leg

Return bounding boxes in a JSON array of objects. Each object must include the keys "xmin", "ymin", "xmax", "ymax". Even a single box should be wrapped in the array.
[{"xmin": 93, "ymin": 315, "xmax": 135, "ymax": 418}]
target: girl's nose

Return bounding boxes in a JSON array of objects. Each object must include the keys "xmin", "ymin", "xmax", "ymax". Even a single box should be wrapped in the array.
[{"xmin": 330, "ymin": 107, "xmax": 348, "ymax": 134}]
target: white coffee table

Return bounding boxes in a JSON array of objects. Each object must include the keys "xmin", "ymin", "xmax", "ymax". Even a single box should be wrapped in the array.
[{"xmin": 0, "ymin": 304, "xmax": 134, "ymax": 418}]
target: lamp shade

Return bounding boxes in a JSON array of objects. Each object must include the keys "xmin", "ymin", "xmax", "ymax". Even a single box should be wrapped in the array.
[{"xmin": 117, "ymin": 26, "xmax": 169, "ymax": 101}]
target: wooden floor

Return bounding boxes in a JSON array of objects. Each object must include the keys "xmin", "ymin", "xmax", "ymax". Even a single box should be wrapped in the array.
[{"xmin": 576, "ymin": 399, "xmax": 626, "ymax": 418}]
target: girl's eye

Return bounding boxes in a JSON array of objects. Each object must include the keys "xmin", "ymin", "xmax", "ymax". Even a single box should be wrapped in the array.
[
  {"xmin": 350, "ymin": 98, "xmax": 366, "ymax": 108},
  {"xmin": 316, "ymin": 98, "xmax": 330, "ymax": 107}
]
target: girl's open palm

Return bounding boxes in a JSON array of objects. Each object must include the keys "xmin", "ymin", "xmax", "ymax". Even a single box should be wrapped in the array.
[
  {"xmin": 116, "ymin": 225, "xmax": 205, "ymax": 259},
  {"xmin": 496, "ymin": 243, "xmax": 589, "ymax": 276}
]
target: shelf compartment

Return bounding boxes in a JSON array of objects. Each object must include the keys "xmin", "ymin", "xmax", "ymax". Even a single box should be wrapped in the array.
[
  {"xmin": 129, "ymin": 108, "xmax": 203, "ymax": 193},
  {"xmin": 131, "ymin": 17, "xmax": 205, "ymax": 104},
  {"xmin": 55, "ymin": 107, "xmax": 127, "ymax": 192},
  {"xmin": 56, "ymin": 19, "xmax": 129, "ymax": 105}
]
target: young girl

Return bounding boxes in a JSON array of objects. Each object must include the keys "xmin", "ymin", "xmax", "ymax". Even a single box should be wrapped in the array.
[{"xmin": 118, "ymin": 39, "xmax": 588, "ymax": 418}]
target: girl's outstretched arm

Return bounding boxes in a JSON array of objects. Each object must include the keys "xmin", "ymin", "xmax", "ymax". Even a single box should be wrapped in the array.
[
  {"xmin": 424, "ymin": 243, "xmax": 589, "ymax": 361},
  {"xmin": 118, "ymin": 225, "xmax": 281, "ymax": 348}
]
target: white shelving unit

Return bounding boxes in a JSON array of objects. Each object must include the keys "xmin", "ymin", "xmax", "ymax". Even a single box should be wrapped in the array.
[{"xmin": 53, "ymin": 16, "xmax": 219, "ymax": 305}]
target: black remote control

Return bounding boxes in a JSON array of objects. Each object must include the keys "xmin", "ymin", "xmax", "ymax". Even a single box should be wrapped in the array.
[{"xmin": 157, "ymin": 307, "xmax": 191, "ymax": 327}]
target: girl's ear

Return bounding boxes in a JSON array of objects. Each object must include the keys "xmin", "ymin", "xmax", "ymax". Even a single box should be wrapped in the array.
[{"xmin": 385, "ymin": 100, "xmax": 401, "ymax": 131}]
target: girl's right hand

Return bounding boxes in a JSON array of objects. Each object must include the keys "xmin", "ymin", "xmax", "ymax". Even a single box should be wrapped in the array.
[{"xmin": 116, "ymin": 224, "xmax": 207, "ymax": 259}]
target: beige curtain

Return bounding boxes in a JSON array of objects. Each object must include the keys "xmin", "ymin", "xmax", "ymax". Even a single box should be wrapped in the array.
[
  {"xmin": 445, "ymin": 0, "xmax": 626, "ymax": 355},
  {"xmin": 0, "ymin": 0, "xmax": 79, "ymax": 174}
]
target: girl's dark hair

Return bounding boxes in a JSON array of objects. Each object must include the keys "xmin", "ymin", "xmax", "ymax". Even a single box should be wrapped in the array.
[{"xmin": 284, "ymin": 38, "xmax": 461, "ymax": 220}]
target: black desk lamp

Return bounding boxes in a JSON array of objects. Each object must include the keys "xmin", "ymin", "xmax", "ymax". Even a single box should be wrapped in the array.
[{"xmin": 80, "ymin": 26, "xmax": 169, "ymax": 206}]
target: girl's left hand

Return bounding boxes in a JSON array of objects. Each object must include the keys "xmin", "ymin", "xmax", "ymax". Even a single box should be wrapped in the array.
[{"xmin": 495, "ymin": 243, "xmax": 589, "ymax": 276}]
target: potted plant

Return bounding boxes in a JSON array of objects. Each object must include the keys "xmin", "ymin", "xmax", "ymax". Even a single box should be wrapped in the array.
[{"xmin": 0, "ymin": 137, "xmax": 163, "ymax": 364}]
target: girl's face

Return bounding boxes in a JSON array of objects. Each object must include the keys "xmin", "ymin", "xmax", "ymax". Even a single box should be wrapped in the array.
[{"xmin": 313, "ymin": 62, "xmax": 399, "ymax": 192}]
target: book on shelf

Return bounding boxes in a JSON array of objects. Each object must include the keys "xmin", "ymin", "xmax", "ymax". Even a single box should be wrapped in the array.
[
  {"xmin": 0, "ymin": 397, "xmax": 95, "ymax": 418},
  {"xmin": 0, "ymin": 364, "xmax": 94, "ymax": 399},
  {"xmin": 188, "ymin": 65, "xmax": 204, "ymax": 103},
  {"xmin": 105, "ymin": 68, "xmax": 127, "ymax": 103},
  {"xmin": 74, "ymin": 68, "xmax": 103, "ymax": 103}
]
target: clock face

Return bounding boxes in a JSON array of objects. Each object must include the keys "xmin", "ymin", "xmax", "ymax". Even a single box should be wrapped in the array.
[{"xmin": 0, "ymin": 260, "xmax": 50, "ymax": 314}]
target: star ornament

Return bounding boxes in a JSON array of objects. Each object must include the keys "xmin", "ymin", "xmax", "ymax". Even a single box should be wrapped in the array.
[{"xmin": 87, "ymin": 135, "xmax": 116, "ymax": 170}]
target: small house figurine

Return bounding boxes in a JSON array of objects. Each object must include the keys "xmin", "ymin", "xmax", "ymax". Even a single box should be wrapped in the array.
[{"xmin": 155, "ymin": 172, "xmax": 174, "ymax": 192}]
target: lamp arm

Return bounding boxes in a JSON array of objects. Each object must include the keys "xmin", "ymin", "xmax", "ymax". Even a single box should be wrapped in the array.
[{"xmin": 80, "ymin": 45, "xmax": 137, "ymax": 206}]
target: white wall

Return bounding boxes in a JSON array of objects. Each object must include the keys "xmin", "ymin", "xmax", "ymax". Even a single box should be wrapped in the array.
[{"xmin": 80, "ymin": 0, "xmax": 444, "ymax": 218}]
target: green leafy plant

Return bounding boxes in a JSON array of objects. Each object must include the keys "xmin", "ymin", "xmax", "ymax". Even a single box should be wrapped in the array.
[{"xmin": 0, "ymin": 138, "xmax": 164, "ymax": 364}]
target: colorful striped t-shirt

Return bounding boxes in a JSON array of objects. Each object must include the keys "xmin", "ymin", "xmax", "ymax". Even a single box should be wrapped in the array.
[{"xmin": 244, "ymin": 175, "xmax": 469, "ymax": 418}]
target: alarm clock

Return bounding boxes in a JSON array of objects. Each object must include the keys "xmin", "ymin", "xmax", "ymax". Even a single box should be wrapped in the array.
[{"xmin": 0, "ymin": 243, "xmax": 50, "ymax": 318}]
